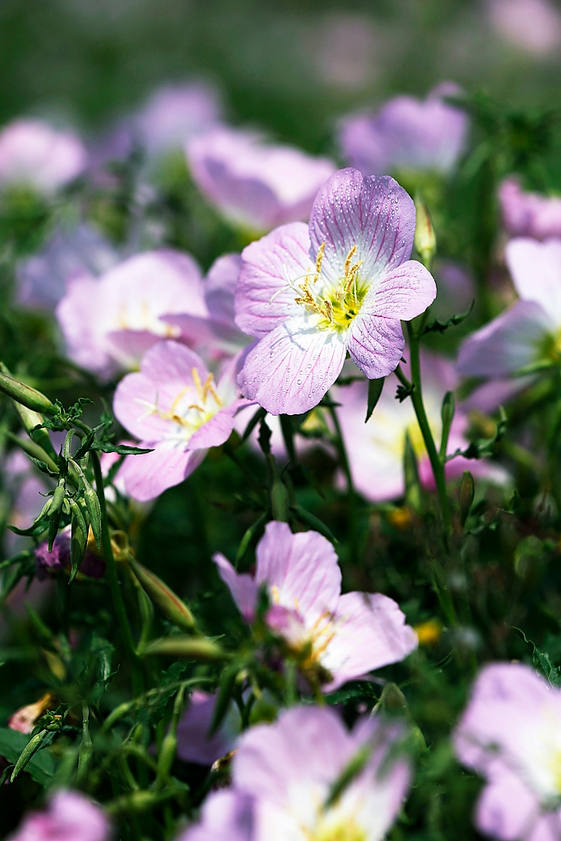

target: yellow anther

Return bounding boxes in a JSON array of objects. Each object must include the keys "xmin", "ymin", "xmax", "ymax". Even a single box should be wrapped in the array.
[
  {"xmin": 344, "ymin": 244, "xmax": 358, "ymax": 277},
  {"xmin": 169, "ymin": 385, "xmax": 193, "ymax": 415},
  {"xmin": 191, "ymin": 367, "xmax": 204, "ymax": 401},
  {"xmin": 270, "ymin": 585, "xmax": 281, "ymax": 605},
  {"xmin": 313, "ymin": 242, "xmax": 326, "ymax": 284}
]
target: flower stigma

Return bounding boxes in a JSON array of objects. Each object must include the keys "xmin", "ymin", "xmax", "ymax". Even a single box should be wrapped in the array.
[{"xmin": 294, "ymin": 243, "xmax": 368, "ymax": 332}]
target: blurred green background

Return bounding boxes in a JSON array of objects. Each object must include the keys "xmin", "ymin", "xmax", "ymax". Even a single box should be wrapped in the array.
[{"xmin": 2, "ymin": 0, "xmax": 561, "ymax": 152}]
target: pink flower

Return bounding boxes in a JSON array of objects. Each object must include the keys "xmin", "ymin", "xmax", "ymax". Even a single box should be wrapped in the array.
[
  {"xmin": 16, "ymin": 223, "xmax": 118, "ymax": 312},
  {"xmin": 163, "ymin": 253, "xmax": 249, "ymax": 361},
  {"xmin": 454, "ymin": 663, "xmax": 561, "ymax": 840},
  {"xmin": 338, "ymin": 84, "xmax": 469, "ymax": 177},
  {"xmin": 214, "ymin": 521, "xmax": 417, "ymax": 690},
  {"xmin": 8, "ymin": 790, "xmax": 110, "ymax": 841},
  {"xmin": 113, "ymin": 340, "xmax": 249, "ymax": 500},
  {"xmin": 499, "ymin": 179, "xmax": 561, "ymax": 241},
  {"xmin": 178, "ymin": 706, "xmax": 411, "ymax": 841},
  {"xmin": 458, "ymin": 239, "xmax": 561, "ymax": 378},
  {"xmin": 0, "ymin": 119, "xmax": 86, "ymax": 194},
  {"xmin": 56, "ymin": 250, "xmax": 207, "ymax": 378},
  {"xmin": 488, "ymin": 0, "xmax": 561, "ymax": 55},
  {"xmin": 186, "ymin": 126, "xmax": 336, "ymax": 232},
  {"xmin": 334, "ymin": 351, "xmax": 507, "ymax": 501},
  {"xmin": 235, "ymin": 167, "xmax": 436, "ymax": 415},
  {"xmin": 134, "ymin": 81, "xmax": 223, "ymax": 157},
  {"xmin": 177, "ymin": 690, "xmax": 240, "ymax": 766}
]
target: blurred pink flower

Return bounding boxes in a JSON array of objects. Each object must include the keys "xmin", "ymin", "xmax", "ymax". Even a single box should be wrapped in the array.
[
  {"xmin": 499, "ymin": 178, "xmax": 561, "ymax": 241},
  {"xmin": 0, "ymin": 119, "xmax": 86, "ymax": 194},
  {"xmin": 113, "ymin": 340, "xmax": 249, "ymax": 500},
  {"xmin": 177, "ymin": 690, "xmax": 240, "ymax": 766},
  {"xmin": 178, "ymin": 706, "xmax": 411, "ymax": 841},
  {"xmin": 458, "ymin": 238, "xmax": 561, "ymax": 378},
  {"xmin": 163, "ymin": 253, "xmax": 249, "ymax": 361},
  {"xmin": 334, "ymin": 352, "xmax": 506, "ymax": 502},
  {"xmin": 134, "ymin": 81, "xmax": 223, "ymax": 157},
  {"xmin": 235, "ymin": 167, "xmax": 436, "ymax": 415},
  {"xmin": 488, "ymin": 0, "xmax": 561, "ymax": 55},
  {"xmin": 186, "ymin": 126, "xmax": 336, "ymax": 232},
  {"xmin": 56, "ymin": 249, "xmax": 207, "ymax": 378},
  {"xmin": 16, "ymin": 222, "xmax": 118, "ymax": 312},
  {"xmin": 338, "ymin": 84, "xmax": 469, "ymax": 177},
  {"xmin": 455, "ymin": 663, "xmax": 561, "ymax": 839},
  {"xmin": 7, "ymin": 790, "xmax": 110, "ymax": 841},
  {"xmin": 214, "ymin": 520, "xmax": 417, "ymax": 690}
]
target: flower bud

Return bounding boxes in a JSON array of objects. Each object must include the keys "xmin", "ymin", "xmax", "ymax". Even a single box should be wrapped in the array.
[
  {"xmin": 414, "ymin": 195, "xmax": 437, "ymax": 268},
  {"xmin": 0, "ymin": 369, "xmax": 55, "ymax": 415},
  {"xmin": 130, "ymin": 558, "xmax": 196, "ymax": 632}
]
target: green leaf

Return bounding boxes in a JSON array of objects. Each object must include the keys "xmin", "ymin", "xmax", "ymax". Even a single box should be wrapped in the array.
[
  {"xmin": 0, "ymin": 727, "xmax": 56, "ymax": 786},
  {"xmin": 364, "ymin": 378, "xmax": 384, "ymax": 423}
]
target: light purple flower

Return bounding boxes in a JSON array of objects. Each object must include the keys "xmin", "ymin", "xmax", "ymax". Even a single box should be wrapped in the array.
[
  {"xmin": 499, "ymin": 179, "xmax": 561, "ymax": 241},
  {"xmin": 338, "ymin": 85, "xmax": 469, "ymax": 177},
  {"xmin": 8, "ymin": 790, "xmax": 110, "ymax": 841},
  {"xmin": 163, "ymin": 253, "xmax": 249, "ymax": 360},
  {"xmin": 458, "ymin": 239, "xmax": 561, "ymax": 378},
  {"xmin": 214, "ymin": 521, "xmax": 417, "ymax": 690},
  {"xmin": 186, "ymin": 126, "xmax": 336, "ymax": 232},
  {"xmin": 0, "ymin": 119, "xmax": 86, "ymax": 195},
  {"xmin": 56, "ymin": 249, "xmax": 207, "ymax": 378},
  {"xmin": 113, "ymin": 340, "xmax": 249, "ymax": 500},
  {"xmin": 16, "ymin": 223, "xmax": 118, "ymax": 311},
  {"xmin": 176, "ymin": 791, "xmax": 255, "ymax": 841},
  {"xmin": 179, "ymin": 706, "xmax": 411, "ymax": 841},
  {"xmin": 488, "ymin": 0, "xmax": 561, "ymax": 55},
  {"xmin": 134, "ymin": 81, "xmax": 223, "ymax": 157},
  {"xmin": 334, "ymin": 351, "xmax": 507, "ymax": 501},
  {"xmin": 177, "ymin": 690, "xmax": 240, "ymax": 766},
  {"xmin": 235, "ymin": 167, "xmax": 436, "ymax": 415},
  {"xmin": 454, "ymin": 663, "xmax": 561, "ymax": 840}
]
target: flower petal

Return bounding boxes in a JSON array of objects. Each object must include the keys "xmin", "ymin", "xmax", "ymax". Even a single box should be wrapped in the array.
[
  {"xmin": 321, "ymin": 592, "xmax": 418, "ymax": 690},
  {"xmin": 235, "ymin": 223, "xmax": 310, "ymax": 338},
  {"xmin": 347, "ymin": 313, "xmax": 404, "ymax": 379},
  {"xmin": 237, "ymin": 317, "xmax": 347, "ymax": 415},
  {"xmin": 308, "ymin": 168, "xmax": 416, "ymax": 284},
  {"xmin": 371, "ymin": 260, "xmax": 436, "ymax": 319},
  {"xmin": 255, "ymin": 522, "xmax": 341, "ymax": 621},
  {"xmin": 119, "ymin": 445, "xmax": 204, "ymax": 501},
  {"xmin": 213, "ymin": 553, "xmax": 258, "ymax": 621},
  {"xmin": 506, "ymin": 238, "xmax": 561, "ymax": 324},
  {"xmin": 457, "ymin": 301, "xmax": 554, "ymax": 377}
]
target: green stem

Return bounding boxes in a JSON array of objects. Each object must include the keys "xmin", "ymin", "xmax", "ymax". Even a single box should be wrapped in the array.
[
  {"xmin": 327, "ymin": 399, "xmax": 359, "ymax": 557},
  {"xmin": 405, "ymin": 323, "xmax": 451, "ymax": 538},
  {"xmin": 90, "ymin": 450, "xmax": 143, "ymax": 694}
]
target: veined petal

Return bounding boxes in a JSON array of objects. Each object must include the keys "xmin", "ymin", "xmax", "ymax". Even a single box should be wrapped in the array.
[
  {"xmin": 237, "ymin": 316, "xmax": 347, "ymax": 415},
  {"xmin": 255, "ymin": 522, "xmax": 341, "ymax": 621},
  {"xmin": 371, "ymin": 260, "xmax": 436, "ymax": 319},
  {"xmin": 347, "ymin": 313, "xmax": 404, "ymax": 379},
  {"xmin": 119, "ymin": 445, "xmax": 204, "ymax": 501},
  {"xmin": 308, "ymin": 168, "xmax": 416, "ymax": 285},
  {"xmin": 506, "ymin": 238, "xmax": 561, "ymax": 325},
  {"xmin": 235, "ymin": 223, "xmax": 310, "ymax": 338},
  {"xmin": 213, "ymin": 553, "xmax": 258, "ymax": 621},
  {"xmin": 457, "ymin": 301, "xmax": 554, "ymax": 378},
  {"xmin": 321, "ymin": 592, "xmax": 418, "ymax": 690}
]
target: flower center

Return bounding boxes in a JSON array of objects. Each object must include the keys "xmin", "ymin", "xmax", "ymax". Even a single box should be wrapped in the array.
[
  {"xmin": 309, "ymin": 817, "xmax": 366, "ymax": 841},
  {"xmin": 136, "ymin": 367, "xmax": 223, "ymax": 442},
  {"xmin": 294, "ymin": 244, "xmax": 368, "ymax": 332},
  {"xmin": 117, "ymin": 299, "xmax": 179, "ymax": 338}
]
